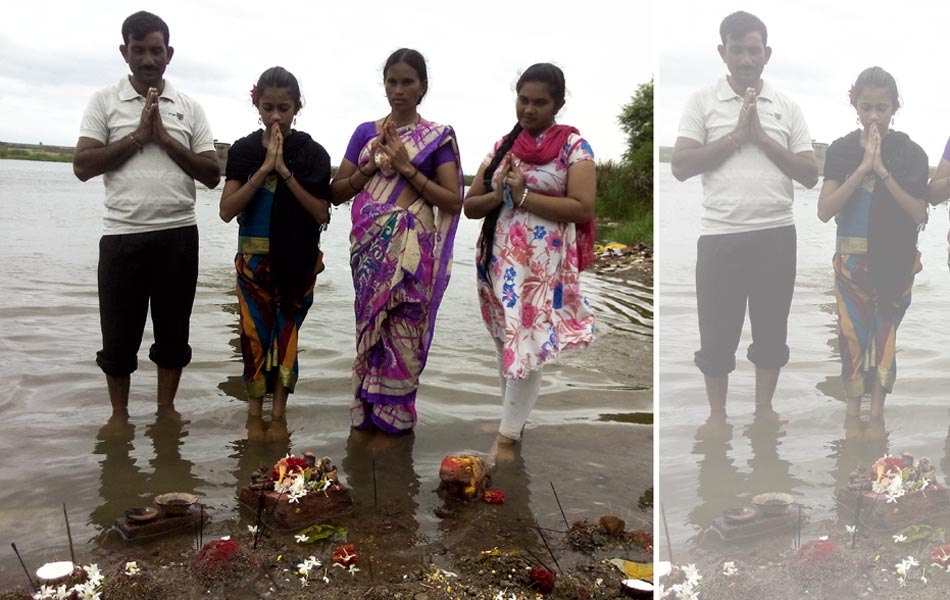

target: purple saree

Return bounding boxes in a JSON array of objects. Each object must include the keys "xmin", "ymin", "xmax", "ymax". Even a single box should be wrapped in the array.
[{"xmin": 348, "ymin": 120, "xmax": 463, "ymax": 433}]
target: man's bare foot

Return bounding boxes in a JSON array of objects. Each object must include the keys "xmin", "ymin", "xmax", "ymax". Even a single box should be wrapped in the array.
[
  {"xmin": 155, "ymin": 404, "xmax": 186, "ymax": 425},
  {"xmin": 753, "ymin": 405, "xmax": 781, "ymax": 424},
  {"xmin": 98, "ymin": 414, "xmax": 134, "ymax": 442},
  {"xmin": 696, "ymin": 413, "xmax": 730, "ymax": 442}
]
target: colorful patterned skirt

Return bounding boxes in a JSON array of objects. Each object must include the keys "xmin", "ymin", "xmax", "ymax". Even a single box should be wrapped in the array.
[
  {"xmin": 235, "ymin": 253, "xmax": 317, "ymax": 398},
  {"xmin": 833, "ymin": 251, "xmax": 919, "ymax": 398}
]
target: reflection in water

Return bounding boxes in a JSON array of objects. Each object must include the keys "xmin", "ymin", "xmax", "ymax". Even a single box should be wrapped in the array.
[
  {"xmin": 689, "ymin": 421, "xmax": 743, "ymax": 530},
  {"xmin": 342, "ymin": 429, "xmax": 419, "ymax": 577},
  {"xmin": 229, "ymin": 415, "xmax": 293, "ymax": 496},
  {"xmin": 90, "ymin": 407, "xmax": 201, "ymax": 533},
  {"xmin": 90, "ymin": 418, "xmax": 148, "ymax": 531},
  {"xmin": 146, "ymin": 408, "xmax": 201, "ymax": 495},
  {"xmin": 688, "ymin": 416, "xmax": 804, "ymax": 534},
  {"xmin": 433, "ymin": 444, "xmax": 542, "ymax": 561},
  {"xmin": 828, "ymin": 416, "xmax": 889, "ymax": 491}
]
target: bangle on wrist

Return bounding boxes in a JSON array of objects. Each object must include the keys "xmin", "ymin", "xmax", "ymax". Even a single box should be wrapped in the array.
[
  {"xmin": 129, "ymin": 132, "xmax": 143, "ymax": 151},
  {"xmin": 358, "ymin": 163, "xmax": 372, "ymax": 177},
  {"xmin": 880, "ymin": 172, "xmax": 891, "ymax": 184},
  {"xmin": 247, "ymin": 174, "xmax": 262, "ymax": 190},
  {"xmin": 406, "ymin": 166, "xmax": 419, "ymax": 180},
  {"xmin": 282, "ymin": 172, "xmax": 294, "ymax": 183},
  {"xmin": 518, "ymin": 187, "xmax": 529, "ymax": 208},
  {"xmin": 420, "ymin": 178, "xmax": 429, "ymax": 196},
  {"xmin": 348, "ymin": 174, "xmax": 361, "ymax": 193}
]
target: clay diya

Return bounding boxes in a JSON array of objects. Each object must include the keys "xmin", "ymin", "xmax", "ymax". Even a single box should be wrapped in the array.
[
  {"xmin": 753, "ymin": 492, "xmax": 795, "ymax": 516},
  {"xmin": 125, "ymin": 507, "xmax": 159, "ymax": 523},
  {"xmin": 723, "ymin": 506, "xmax": 757, "ymax": 524},
  {"xmin": 155, "ymin": 492, "xmax": 198, "ymax": 515}
]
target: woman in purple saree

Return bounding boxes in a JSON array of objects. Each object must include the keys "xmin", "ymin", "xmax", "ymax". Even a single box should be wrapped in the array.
[{"xmin": 330, "ymin": 49, "xmax": 463, "ymax": 434}]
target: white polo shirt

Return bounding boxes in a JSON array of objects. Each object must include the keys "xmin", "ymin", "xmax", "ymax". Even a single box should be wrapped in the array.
[
  {"xmin": 677, "ymin": 77, "xmax": 814, "ymax": 235},
  {"xmin": 79, "ymin": 76, "xmax": 216, "ymax": 235}
]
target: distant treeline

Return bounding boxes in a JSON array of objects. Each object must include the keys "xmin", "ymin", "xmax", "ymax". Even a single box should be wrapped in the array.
[{"xmin": 0, "ymin": 142, "xmax": 73, "ymax": 163}]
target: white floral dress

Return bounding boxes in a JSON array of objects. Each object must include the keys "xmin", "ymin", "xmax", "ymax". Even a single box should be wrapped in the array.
[{"xmin": 476, "ymin": 132, "xmax": 596, "ymax": 379}]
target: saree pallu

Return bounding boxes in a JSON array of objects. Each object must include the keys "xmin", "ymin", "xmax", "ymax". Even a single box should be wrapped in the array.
[
  {"xmin": 349, "ymin": 121, "xmax": 462, "ymax": 433},
  {"xmin": 236, "ymin": 252, "xmax": 317, "ymax": 398},
  {"xmin": 833, "ymin": 251, "xmax": 919, "ymax": 398}
]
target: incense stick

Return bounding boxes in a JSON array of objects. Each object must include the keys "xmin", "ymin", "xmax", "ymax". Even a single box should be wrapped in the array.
[
  {"xmin": 11, "ymin": 543, "xmax": 37, "ymax": 592},
  {"xmin": 549, "ymin": 482, "xmax": 570, "ymax": 530},
  {"xmin": 372, "ymin": 458, "xmax": 378, "ymax": 510},
  {"xmin": 534, "ymin": 525, "xmax": 562, "ymax": 575},
  {"xmin": 661, "ymin": 502, "xmax": 674, "ymax": 565},
  {"xmin": 62, "ymin": 503, "xmax": 76, "ymax": 566}
]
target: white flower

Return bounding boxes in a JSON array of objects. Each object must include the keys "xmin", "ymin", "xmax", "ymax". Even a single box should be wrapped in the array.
[
  {"xmin": 348, "ymin": 564, "xmax": 360, "ymax": 577},
  {"xmin": 818, "ymin": 535, "xmax": 829, "ymax": 541},
  {"xmin": 294, "ymin": 533, "xmax": 308, "ymax": 543},
  {"xmin": 247, "ymin": 525, "xmax": 258, "ymax": 535},
  {"xmin": 221, "ymin": 535, "xmax": 231, "ymax": 541},
  {"xmin": 922, "ymin": 574, "xmax": 928, "ymax": 584},
  {"xmin": 722, "ymin": 561, "xmax": 738, "ymax": 576},
  {"xmin": 83, "ymin": 564, "xmax": 103, "ymax": 587},
  {"xmin": 846, "ymin": 525, "xmax": 856, "ymax": 535},
  {"xmin": 681, "ymin": 563, "xmax": 702, "ymax": 586},
  {"xmin": 124, "ymin": 561, "xmax": 140, "ymax": 576},
  {"xmin": 74, "ymin": 582, "xmax": 101, "ymax": 600},
  {"xmin": 894, "ymin": 534, "xmax": 908, "ymax": 543},
  {"xmin": 286, "ymin": 474, "xmax": 309, "ymax": 503},
  {"xmin": 33, "ymin": 584, "xmax": 55, "ymax": 600}
]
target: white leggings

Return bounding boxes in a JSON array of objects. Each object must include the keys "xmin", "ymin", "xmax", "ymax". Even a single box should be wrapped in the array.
[{"xmin": 494, "ymin": 338, "xmax": 542, "ymax": 440}]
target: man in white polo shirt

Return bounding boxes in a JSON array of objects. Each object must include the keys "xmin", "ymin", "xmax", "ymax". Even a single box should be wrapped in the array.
[
  {"xmin": 73, "ymin": 11, "xmax": 219, "ymax": 422},
  {"xmin": 671, "ymin": 11, "xmax": 818, "ymax": 422}
]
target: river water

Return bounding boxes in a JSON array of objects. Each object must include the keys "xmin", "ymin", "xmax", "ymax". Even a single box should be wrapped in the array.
[
  {"xmin": 658, "ymin": 167, "xmax": 950, "ymax": 561},
  {"xmin": 0, "ymin": 159, "xmax": 652, "ymax": 586}
]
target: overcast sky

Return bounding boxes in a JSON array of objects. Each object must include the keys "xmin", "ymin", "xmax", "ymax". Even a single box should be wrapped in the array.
[
  {"xmin": 0, "ymin": 0, "xmax": 651, "ymax": 175},
  {"xmin": 658, "ymin": 1, "xmax": 950, "ymax": 165}
]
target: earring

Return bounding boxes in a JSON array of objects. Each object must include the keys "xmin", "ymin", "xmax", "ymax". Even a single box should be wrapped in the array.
[
  {"xmin": 293, "ymin": 116, "xmax": 297, "ymax": 127},
  {"xmin": 890, "ymin": 117, "xmax": 895, "ymax": 127},
  {"xmin": 855, "ymin": 117, "xmax": 860, "ymax": 126},
  {"xmin": 258, "ymin": 116, "xmax": 263, "ymax": 125}
]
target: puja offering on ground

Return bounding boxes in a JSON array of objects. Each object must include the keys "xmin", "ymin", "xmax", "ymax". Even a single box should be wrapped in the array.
[
  {"xmin": 836, "ymin": 451, "xmax": 950, "ymax": 530},
  {"xmin": 437, "ymin": 454, "xmax": 491, "ymax": 501},
  {"xmin": 237, "ymin": 451, "xmax": 352, "ymax": 530}
]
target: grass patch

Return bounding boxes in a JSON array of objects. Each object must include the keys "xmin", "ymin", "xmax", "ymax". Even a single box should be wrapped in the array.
[
  {"xmin": 600, "ymin": 210, "xmax": 653, "ymax": 246},
  {"xmin": 595, "ymin": 160, "xmax": 652, "ymax": 245}
]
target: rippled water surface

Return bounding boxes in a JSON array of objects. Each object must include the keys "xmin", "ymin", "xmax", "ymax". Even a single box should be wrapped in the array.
[
  {"xmin": 0, "ymin": 160, "xmax": 651, "ymax": 585},
  {"xmin": 659, "ymin": 168, "xmax": 950, "ymax": 559}
]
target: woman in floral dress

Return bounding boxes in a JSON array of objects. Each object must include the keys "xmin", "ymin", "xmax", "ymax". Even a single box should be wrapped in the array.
[{"xmin": 464, "ymin": 63, "xmax": 596, "ymax": 444}]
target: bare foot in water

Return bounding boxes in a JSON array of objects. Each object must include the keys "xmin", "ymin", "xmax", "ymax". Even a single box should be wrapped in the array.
[
  {"xmin": 263, "ymin": 416, "xmax": 290, "ymax": 443},
  {"xmin": 248, "ymin": 397, "xmax": 264, "ymax": 418},
  {"xmin": 98, "ymin": 414, "xmax": 134, "ymax": 442},
  {"xmin": 245, "ymin": 414, "xmax": 268, "ymax": 443},
  {"xmin": 489, "ymin": 433, "xmax": 519, "ymax": 463}
]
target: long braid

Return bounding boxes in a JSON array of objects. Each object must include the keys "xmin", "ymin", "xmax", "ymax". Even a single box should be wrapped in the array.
[{"xmin": 478, "ymin": 122, "xmax": 523, "ymax": 282}]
